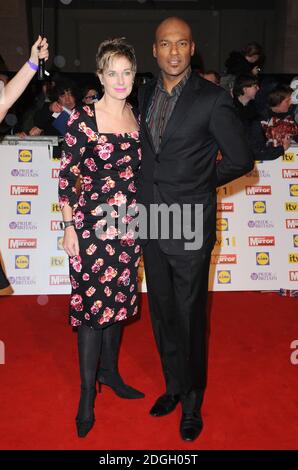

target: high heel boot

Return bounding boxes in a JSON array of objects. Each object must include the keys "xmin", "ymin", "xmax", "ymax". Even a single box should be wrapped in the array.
[
  {"xmin": 76, "ymin": 324, "xmax": 102, "ymax": 437},
  {"xmin": 97, "ymin": 322, "xmax": 145, "ymax": 399}
]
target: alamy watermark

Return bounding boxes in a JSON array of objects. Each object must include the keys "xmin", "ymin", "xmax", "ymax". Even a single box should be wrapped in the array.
[{"xmin": 76, "ymin": 202, "xmax": 204, "ymax": 251}]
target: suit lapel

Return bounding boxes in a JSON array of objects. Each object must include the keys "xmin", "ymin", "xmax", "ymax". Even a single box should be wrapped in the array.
[
  {"xmin": 160, "ymin": 73, "xmax": 202, "ymax": 151},
  {"xmin": 140, "ymin": 79, "xmax": 156, "ymax": 153}
]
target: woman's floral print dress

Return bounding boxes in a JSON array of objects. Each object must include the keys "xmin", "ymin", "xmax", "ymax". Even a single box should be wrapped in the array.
[{"xmin": 58, "ymin": 104, "xmax": 141, "ymax": 329}]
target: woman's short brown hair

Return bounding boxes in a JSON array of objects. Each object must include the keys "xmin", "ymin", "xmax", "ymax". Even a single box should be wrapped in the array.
[{"xmin": 96, "ymin": 38, "xmax": 137, "ymax": 74}]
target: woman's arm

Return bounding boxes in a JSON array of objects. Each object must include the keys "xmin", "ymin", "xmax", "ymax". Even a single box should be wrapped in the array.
[{"xmin": 0, "ymin": 36, "xmax": 49, "ymax": 123}]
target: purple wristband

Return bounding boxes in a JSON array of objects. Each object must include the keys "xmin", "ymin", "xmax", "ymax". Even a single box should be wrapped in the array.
[{"xmin": 27, "ymin": 60, "xmax": 38, "ymax": 71}]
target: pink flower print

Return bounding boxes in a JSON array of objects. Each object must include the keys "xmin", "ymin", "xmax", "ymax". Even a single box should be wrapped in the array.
[
  {"xmin": 119, "ymin": 252, "xmax": 131, "ymax": 264},
  {"xmin": 70, "ymin": 275, "xmax": 79, "ymax": 289},
  {"xmin": 82, "ymin": 230, "xmax": 90, "ymax": 239},
  {"xmin": 86, "ymin": 286, "xmax": 96, "ymax": 297},
  {"xmin": 78, "ymin": 122, "xmax": 97, "ymax": 142},
  {"xmin": 115, "ymin": 292, "xmax": 127, "ymax": 303},
  {"xmin": 70, "ymin": 316, "xmax": 82, "ymax": 327},
  {"xmin": 98, "ymin": 134, "xmax": 108, "ymax": 144},
  {"xmin": 74, "ymin": 211, "xmax": 84, "ymax": 229},
  {"xmin": 65, "ymin": 132, "xmax": 77, "ymax": 147},
  {"xmin": 82, "ymin": 105, "xmax": 94, "ymax": 117},
  {"xmin": 58, "ymin": 195, "xmax": 70, "ymax": 209},
  {"xmin": 91, "ymin": 204, "xmax": 103, "ymax": 216},
  {"xmin": 91, "ymin": 258, "xmax": 104, "ymax": 273},
  {"xmin": 91, "ymin": 192, "xmax": 99, "ymax": 200},
  {"xmin": 67, "ymin": 110, "xmax": 80, "ymax": 126},
  {"xmin": 131, "ymin": 294, "xmax": 137, "ymax": 305},
  {"xmin": 135, "ymin": 256, "xmax": 141, "ymax": 267},
  {"xmin": 135, "ymin": 245, "xmax": 140, "ymax": 253},
  {"xmin": 105, "ymin": 244, "xmax": 115, "ymax": 256},
  {"xmin": 99, "ymin": 307, "xmax": 115, "ymax": 325},
  {"xmin": 95, "ymin": 142, "xmax": 114, "ymax": 160},
  {"xmin": 111, "ymin": 210, "xmax": 118, "ymax": 219},
  {"xmin": 120, "ymin": 230, "xmax": 135, "ymax": 247},
  {"xmin": 99, "ymin": 225, "xmax": 118, "ymax": 241},
  {"xmin": 100, "ymin": 266, "xmax": 117, "ymax": 283},
  {"xmin": 119, "ymin": 166, "xmax": 133, "ymax": 181},
  {"xmin": 71, "ymin": 293, "xmax": 83, "ymax": 311},
  {"xmin": 122, "ymin": 214, "xmax": 133, "ymax": 224},
  {"xmin": 102, "ymin": 177, "xmax": 116, "ymax": 193},
  {"xmin": 84, "ymin": 158, "xmax": 98, "ymax": 172},
  {"xmin": 70, "ymin": 255, "xmax": 82, "ymax": 273},
  {"xmin": 104, "ymin": 286, "xmax": 112, "ymax": 297},
  {"xmin": 86, "ymin": 243, "xmax": 97, "ymax": 256},
  {"xmin": 70, "ymin": 164, "xmax": 80, "ymax": 176},
  {"xmin": 60, "ymin": 152, "xmax": 72, "ymax": 170},
  {"xmin": 82, "ymin": 273, "xmax": 90, "ymax": 281},
  {"xmin": 104, "ymin": 163, "xmax": 112, "ymax": 170},
  {"xmin": 91, "ymin": 299, "xmax": 102, "ymax": 314},
  {"xmin": 117, "ymin": 268, "xmax": 130, "ymax": 287},
  {"xmin": 82, "ymin": 176, "xmax": 93, "ymax": 192},
  {"xmin": 84, "ymin": 313, "xmax": 90, "ymax": 321},
  {"xmin": 138, "ymin": 147, "xmax": 142, "ymax": 159},
  {"xmin": 128, "ymin": 182, "xmax": 137, "ymax": 193},
  {"xmin": 59, "ymin": 178, "xmax": 69, "ymax": 190},
  {"xmin": 78, "ymin": 194, "xmax": 86, "ymax": 207},
  {"xmin": 116, "ymin": 155, "xmax": 131, "ymax": 166},
  {"xmin": 129, "ymin": 131, "xmax": 139, "ymax": 140},
  {"xmin": 120, "ymin": 142, "xmax": 131, "ymax": 150},
  {"xmin": 107, "ymin": 191, "xmax": 127, "ymax": 207},
  {"xmin": 115, "ymin": 307, "xmax": 127, "ymax": 322},
  {"xmin": 130, "ymin": 284, "xmax": 135, "ymax": 293},
  {"xmin": 80, "ymin": 147, "xmax": 86, "ymax": 156}
]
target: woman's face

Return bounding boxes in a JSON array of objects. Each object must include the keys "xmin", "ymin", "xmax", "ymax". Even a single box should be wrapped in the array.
[{"xmin": 99, "ymin": 55, "xmax": 135, "ymax": 101}]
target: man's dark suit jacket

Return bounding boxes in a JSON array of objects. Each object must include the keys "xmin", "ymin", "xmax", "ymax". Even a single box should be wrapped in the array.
[{"xmin": 138, "ymin": 72, "xmax": 254, "ymax": 255}]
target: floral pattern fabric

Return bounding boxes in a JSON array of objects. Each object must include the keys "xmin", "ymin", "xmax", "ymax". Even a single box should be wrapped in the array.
[{"xmin": 58, "ymin": 104, "xmax": 141, "ymax": 329}]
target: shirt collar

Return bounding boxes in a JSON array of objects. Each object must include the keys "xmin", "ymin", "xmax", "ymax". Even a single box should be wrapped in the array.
[{"xmin": 157, "ymin": 66, "xmax": 192, "ymax": 96}]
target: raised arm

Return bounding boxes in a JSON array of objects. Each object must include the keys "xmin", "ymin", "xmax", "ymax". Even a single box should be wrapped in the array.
[{"xmin": 0, "ymin": 36, "xmax": 49, "ymax": 123}]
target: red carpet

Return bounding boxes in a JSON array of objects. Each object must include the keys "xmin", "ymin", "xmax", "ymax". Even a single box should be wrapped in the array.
[{"xmin": 0, "ymin": 292, "xmax": 297, "ymax": 450}]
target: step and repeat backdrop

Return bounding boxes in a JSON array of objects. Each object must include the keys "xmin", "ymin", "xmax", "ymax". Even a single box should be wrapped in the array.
[{"xmin": 0, "ymin": 137, "xmax": 297, "ymax": 295}]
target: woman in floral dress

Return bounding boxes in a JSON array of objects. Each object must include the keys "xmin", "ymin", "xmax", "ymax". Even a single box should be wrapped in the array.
[{"xmin": 58, "ymin": 38, "xmax": 144, "ymax": 438}]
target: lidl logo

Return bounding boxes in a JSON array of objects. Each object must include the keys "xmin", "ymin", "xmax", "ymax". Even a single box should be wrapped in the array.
[
  {"xmin": 294, "ymin": 235, "xmax": 298, "ymax": 247},
  {"xmin": 216, "ymin": 218, "xmax": 229, "ymax": 231},
  {"xmin": 51, "ymin": 203, "xmax": 61, "ymax": 213},
  {"xmin": 283, "ymin": 152, "xmax": 295, "ymax": 163},
  {"xmin": 50, "ymin": 256, "xmax": 65, "ymax": 267},
  {"xmin": 285, "ymin": 202, "xmax": 298, "ymax": 212},
  {"xmin": 217, "ymin": 270, "xmax": 231, "ymax": 284},
  {"xmin": 15, "ymin": 255, "xmax": 30, "ymax": 269},
  {"xmin": 17, "ymin": 201, "xmax": 31, "ymax": 215},
  {"xmin": 289, "ymin": 184, "xmax": 298, "ymax": 197},
  {"xmin": 256, "ymin": 252, "xmax": 270, "ymax": 266},
  {"xmin": 253, "ymin": 201, "xmax": 266, "ymax": 214},
  {"xmin": 18, "ymin": 149, "xmax": 32, "ymax": 162},
  {"xmin": 57, "ymin": 237, "xmax": 64, "ymax": 251},
  {"xmin": 289, "ymin": 254, "xmax": 298, "ymax": 264}
]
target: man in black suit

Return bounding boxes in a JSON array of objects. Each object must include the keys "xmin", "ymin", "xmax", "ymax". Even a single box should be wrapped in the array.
[{"xmin": 138, "ymin": 17, "xmax": 254, "ymax": 441}]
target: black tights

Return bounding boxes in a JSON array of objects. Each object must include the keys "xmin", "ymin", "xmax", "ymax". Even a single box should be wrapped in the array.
[{"xmin": 77, "ymin": 321, "xmax": 122, "ymax": 388}]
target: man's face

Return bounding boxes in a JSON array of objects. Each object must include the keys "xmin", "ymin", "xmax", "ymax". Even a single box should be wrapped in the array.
[
  {"xmin": 274, "ymin": 95, "xmax": 292, "ymax": 113},
  {"xmin": 243, "ymin": 83, "xmax": 259, "ymax": 101},
  {"xmin": 58, "ymin": 89, "xmax": 76, "ymax": 110},
  {"xmin": 153, "ymin": 19, "xmax": 195, "ymax": 82}
]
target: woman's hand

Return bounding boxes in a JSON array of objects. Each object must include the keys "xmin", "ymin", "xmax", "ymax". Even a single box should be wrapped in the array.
[
  {"xmin": 63, "ymin": 226, "xmax": 80, "ymax": 257},
  {"xmin": 29, "ymin": 36, "xmax": 49, "ymax": 65}
]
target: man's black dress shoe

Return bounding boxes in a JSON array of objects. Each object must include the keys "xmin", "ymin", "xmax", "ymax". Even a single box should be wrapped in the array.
[
  {"xmin": 180, "ymin": 411, "xmax": 203, "ymax": 441},
  {"xmin": 150, "ymin": 394, "xmax": 180, "ymax": 417}
]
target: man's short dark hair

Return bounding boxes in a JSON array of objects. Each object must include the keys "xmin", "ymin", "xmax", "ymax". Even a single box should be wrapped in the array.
[
  {"xmin": 233, "ymin": 74, "xmax": 258, "ymax": 98},
  {"xmin": 267, "ymin": 84, "xmax": 293, "ymax": 107}
]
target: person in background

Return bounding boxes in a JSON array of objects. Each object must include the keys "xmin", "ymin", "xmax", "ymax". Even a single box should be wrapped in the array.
[
  {"xmin": 203, "ymin": 70, "xmax": 220, "ymax": 85},
  {"xmin": 81, "ymin": 84, "xmax": 100, "ymax": 105},
  {"xmin": 0, "ymin": 36, "xmax": 48, "ymax": 123},
  {"xmin": 0, "ymin": 36, "xmax": 48, "ymax": 294}
]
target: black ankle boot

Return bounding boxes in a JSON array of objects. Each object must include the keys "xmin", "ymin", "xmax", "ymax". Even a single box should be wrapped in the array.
[
  {"xmin": 97, "ymin": 369, "xmax": 145, "ymax": 399},
  {"xmin": 76, "ymin": 386, "xmax": 96, "ymax": 438}
]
